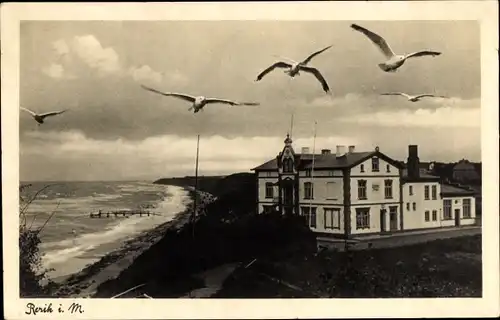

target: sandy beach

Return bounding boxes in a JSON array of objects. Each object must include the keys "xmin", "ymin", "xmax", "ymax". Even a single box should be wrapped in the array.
[{"xmin": 51, "ymin": 188, "xmax": 216, "ymax": 298}]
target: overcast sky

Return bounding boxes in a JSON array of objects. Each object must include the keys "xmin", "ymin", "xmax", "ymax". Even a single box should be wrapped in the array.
[{"xmin": 19, "ymin": 20, "xmax": 481, "ymax": 181}]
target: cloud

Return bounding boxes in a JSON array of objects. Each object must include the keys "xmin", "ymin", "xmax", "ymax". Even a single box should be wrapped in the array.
[
  {"xmin": 42, "ymin": 63, "xmax": 65, "ymax": 79},
  {"xmin": 71, "ymin": 35, "xmax": 121, "ymax": 75},
  {"xmin": 52, "ymin": 39, "xmax": 69, "ymax": 56},
  {"xmin": 337, "ymin": 106, "xmax": 480, "ymax": 128},
  {"xmin": 20, "ymin": 130, "xmax": 360, "ymax": 181},
  {"xmin": 19, "ymin": 127, "xmax": 480, "ymax": 181},
  {"xmin": 42, "ymin": 34, "xmax": 184, "ymax": 86},
  {"xmin": 128, "ymin": 65, "xmax": 162, "ymax": 84}
]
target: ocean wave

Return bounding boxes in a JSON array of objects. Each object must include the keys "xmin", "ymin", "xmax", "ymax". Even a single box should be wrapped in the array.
[{"xmin": 39, "ymin": 184, "xmax": 191, "ymax": 278}]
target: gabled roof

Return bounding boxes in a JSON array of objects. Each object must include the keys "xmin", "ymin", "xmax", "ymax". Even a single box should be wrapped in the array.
[
  {"xmin": 252, "ymin": 151, "xmax": 404, "ymax": 171},
  {"xmin": 441, "ymin": 184, "xmax": 476, "ymax": 197},
  {"xmin": 453, "ymin": 160, "xmax": 476, "ymax": 170},
  {"xmin": 401, "ymin": 168, "xmax": 441, "ymax": 182}
]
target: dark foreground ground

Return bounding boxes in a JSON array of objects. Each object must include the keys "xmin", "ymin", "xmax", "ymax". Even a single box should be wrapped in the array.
[{"xmin": 214, "ymin": 234, "xmax": 482, "ymax": 298}]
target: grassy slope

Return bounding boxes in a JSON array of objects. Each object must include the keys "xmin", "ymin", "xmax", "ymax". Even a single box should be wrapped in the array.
[
  {"xmin": 94, "ymin": 172, "xmax": 316, "ymax": 298},
  {"xmin": 215, "ymin": 234, "xmax": 482, "ymax": 298},
  {"xmin": 99, "ymin": 172, "xmax": 481, "ymax": 298}
]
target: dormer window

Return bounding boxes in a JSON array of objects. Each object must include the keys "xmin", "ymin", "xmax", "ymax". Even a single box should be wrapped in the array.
[
  {"xmin": 372, "ymin": 157, "xmax": 379, "ymax": 172},
  {"xmin": 283, "ymin": 158, "xmax": 294, "ymax": 173}
]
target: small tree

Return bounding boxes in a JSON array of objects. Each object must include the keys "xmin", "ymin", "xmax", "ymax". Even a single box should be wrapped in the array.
[{"xmin": 19, "ymin": 183, "xmax": 57, "ymax": 297}]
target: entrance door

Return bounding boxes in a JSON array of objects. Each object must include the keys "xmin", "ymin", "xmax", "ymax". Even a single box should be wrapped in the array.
[
  {"xmin": 380, "ymin": 209, "xmax": 386, "ymax": 232},
  {"xmin": 283, "ymin": 185, "xmax": 294, "ymax": 215},
  {"xmin": 390, "ymin": 210, "xmax": 398, "ymax": 231},
  {"xmin": 454, "ymin": 208, "xmax": 461, "ymax": 227}
]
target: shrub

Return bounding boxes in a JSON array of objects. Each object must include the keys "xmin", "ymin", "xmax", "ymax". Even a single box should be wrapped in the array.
[{"xmin": 19, "ymin": 184, "xmax": 57, "ymax": 297}]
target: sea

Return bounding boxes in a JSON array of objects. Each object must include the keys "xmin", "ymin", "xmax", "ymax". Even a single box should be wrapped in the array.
[{"xmin": 19, "ymin": 181, "xmax": 191, "ymax": 281}]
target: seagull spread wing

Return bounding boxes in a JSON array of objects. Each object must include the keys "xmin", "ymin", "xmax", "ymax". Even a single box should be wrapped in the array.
[
  {"xmin": 351, "ymin": 24, "xmax": 395, "ymax": 59},
  {"xmin": 20, "ymin": 107, "xmax": 37, "ymax": 117},
  {"xmin": 205, "ymin": 98, "xmax": 239, "ymax": 106},
  {"xmin": 39, "ymin": 110, "xmax": 68, "ymax": 119},
  {"xmin": 141, "ymin": 85, "xmax": 196, "ymax": 103},
  {"xmin": 205, "ymin": 98, "xmax": 260, "ymax": 106},
  {"xmin": 414, "ymin": 94, "xmax": 447, "ymax": 100},
  {"xmin": 300, "ymin": 66, "xmax": 330, "ymax": 93},
  {"xmin": 404, "ymin": 51, "xmax": 441, "ymax": 59},
  {"xmin": 255, "ymin": 61, "xmax": 293, "ymax": 81},
  {"xmin": 381, "ymin": 92, "xmax": 411, "ymax": 99},
  {"xmin": 301, "ymin": 45, "xmax": 332, "ymax": 65}
]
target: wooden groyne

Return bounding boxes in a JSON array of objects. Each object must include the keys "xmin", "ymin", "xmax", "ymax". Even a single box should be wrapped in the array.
[{"xmin": 89, "ymin": 210, "xmax": 157, "ymax": 219}]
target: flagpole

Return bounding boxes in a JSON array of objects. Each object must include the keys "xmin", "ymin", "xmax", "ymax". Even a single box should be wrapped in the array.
[
  {"xmin": 290, "ymin": 112, "xmax": 294, "ymax": 139},
  {"xmin": 192, "ymin": 134, "xmax": 200, "ymax": 239},
  {"xmin": 310, "ymin": 121, "xmax": 317, "ymax": 227}
]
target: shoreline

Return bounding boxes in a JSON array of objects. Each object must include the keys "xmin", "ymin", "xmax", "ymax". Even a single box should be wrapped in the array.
[{"xmin": 51, "ymin": 187, "xmax": 212, "ymax": 298}]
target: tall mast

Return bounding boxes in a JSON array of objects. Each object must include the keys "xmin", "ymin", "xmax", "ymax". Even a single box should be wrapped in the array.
[
  {"xmin": 192, "ymin": 134, "xmax": 200, "ymax": 238},
  {"xmin": 309, "ymin": 121, "xmax": 317, "ymax": 227},
  {"xmin": 290, "ymin": 112, "xmax": 294, "ymax": 139}
]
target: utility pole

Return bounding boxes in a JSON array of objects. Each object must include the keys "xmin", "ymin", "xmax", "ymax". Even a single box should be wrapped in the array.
[
  {"xmin": 309, "ymin": 121, "xmax": 317, "ymax": 228},
  {"xmin": 192, "ymin": 134, "xmax": 200, "ymax": 239}
]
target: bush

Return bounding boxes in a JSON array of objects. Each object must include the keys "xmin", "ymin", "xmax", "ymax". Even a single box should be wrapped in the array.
[{"xmin": 19, "ymin": 184, "xmax": 57, "ymax": 297}]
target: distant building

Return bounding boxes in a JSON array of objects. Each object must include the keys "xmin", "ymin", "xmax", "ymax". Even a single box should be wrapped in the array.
[
  {"xmin": 252, "ymin": 135, "xmax": 478, "ymax": 239},
  {"xmin": 452, "ymin": 159, "xmax": 481, "ymax": 183}
]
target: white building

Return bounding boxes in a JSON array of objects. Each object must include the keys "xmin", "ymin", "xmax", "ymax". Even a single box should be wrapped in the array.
[{"xmin": 252, "ymin": 134, "xmax": 478, "ymax": 239}]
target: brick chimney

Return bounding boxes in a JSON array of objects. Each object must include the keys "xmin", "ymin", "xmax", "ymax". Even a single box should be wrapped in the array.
[
  {"xmin": 407, "ymin": 145, "xmax": 420, "ymax": 179},
  {"xmin": 301, "ymin": 147, "xmax": 310, "ymax": 154},
  {"xmin": 348, "ymin": 145, "xmax": 356, "ymax": 153},
  {"xmin": 336, "ymin": 145, "xmax": 346, "ymax": 158},
  {"xmin": 321, "ymin": 149, "xmax": 331, "ymax": 155}
]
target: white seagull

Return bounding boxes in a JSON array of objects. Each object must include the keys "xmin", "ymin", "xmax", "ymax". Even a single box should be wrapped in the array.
[
  {"xmin": 141, "ymin": 85, "xmax": 259, "ymax": 113},
  {"xmin": 350, "ymin": 24, "xmax": 442, "ymax": 72},
  {"xmin": 381, "ymin": 92, "xmax": 448, "ymax": 102},
  {"xmin": 255, "ymin": 45, "xmax": 332, "ymax": 93},
  {"xmin": 20, "ymin": 107, "xmax": 68, "ymax": 125}
]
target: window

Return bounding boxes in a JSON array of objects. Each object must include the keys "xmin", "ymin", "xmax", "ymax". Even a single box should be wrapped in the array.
[
  {"xmin": 324, "ymin": 208, "xmax": 341, "ymax": 229},
  {"xmin": 372, "ymin": 157, "xmax": 379, "ymax": 172},
  {"xmin": 360, "ymin": 164, "xmax": 365, "ymax": 173},
  {"xmin": 326, "ymin": 182, "xmax": 338, "ymax": 200},
  {"xmin": 357, "ymin": 180, "xmax": 367, "ymax": 200},
  {"xmin": 431, "ymin": 185, "xmax": 437, "ymax": 200},
  {"xmin": 412, "ymin": 202, "xmax": 416, "ymax": 211},
  {"xmin": 432, "ymin": 210, "xmax": 437, "ymax": 221},
  {"xmin": 356, "ymin": 208, "xmax": 370, "ymax": 229},
  {"xmin": 301, "ymin": 207, "xmax": 317, "ymax": 228},
  {"xmin": 304, "ymin": 182, "xmax": 314, "ymax": 199},
  {"xmin": 443, "ymin": 199, "xmax": 452, "ymax": 220},
  {"xmin": 409, "ymin": 185, "xmax": 414, "ymax": 196},
  {"xmin": 386, "ymin": 164, "xmax": 391, "ymax": 173},
  {"xmin": 384, "ymin": 180, "xmax": 393, "ymax": 199},
  {"xmin": 463, "ymin": 199, "xmax": 471, "ymax": 218},
  {"xmin": 265, "ymin": 182, "xmax": 274, "ymax": 198},
  {"xmin": 305, "ymin": 169, "xmax": 311, "ymax": 177},
  {"xmin": 425, "ymin": 210, "xmax": 430, "ymax": 222},
  {"xmin": 406, "ymin": 203, "xmax": 410, "ymax": 211},
  {"xmin": 283, "ymin": 158, "xmax": 293, "ymax": 173},
  {"xmin": 424, "ymin": 185, "xmax": 430, "ymax": 200}
]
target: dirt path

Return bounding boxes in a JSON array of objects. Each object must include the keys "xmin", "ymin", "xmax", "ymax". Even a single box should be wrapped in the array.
[{"xmin": 183, "ymin": 263, "xmax": 240, "ymax": 298}]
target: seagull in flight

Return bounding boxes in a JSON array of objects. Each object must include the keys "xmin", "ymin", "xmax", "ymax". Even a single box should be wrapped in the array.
[
  {"xmin": 381, "ymin": 92, "xmax": 448, "ymax": 102},
  {"xmin": 255, "ymin": 45, "xmax": 332, "ymax": 93},
  {"xmin": 141, "ymin": 85, "xmax": 260, "ymax": 113},
  {"xmin": 20, "ymin": 107, "xmax": 68, "ymax": 125},
  {"xmin": 350, "ymin": 24, "xmax": 441, "ymax": 72}
]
